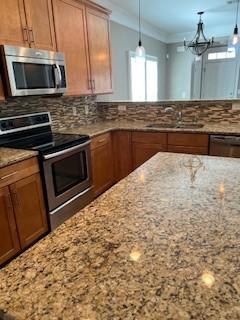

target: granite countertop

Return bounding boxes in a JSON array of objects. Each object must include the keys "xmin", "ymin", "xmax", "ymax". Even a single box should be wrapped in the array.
[
  {"xmin": 0, "ymin": 148, "xmax": 38, "ymax": 169},
  {"xmin": 57, "ymin": 120, "xmax": 240, "ymax": 137},
  {"xmin": 1, "ymin": 153, "xmax": 240, "ymax": 319}
]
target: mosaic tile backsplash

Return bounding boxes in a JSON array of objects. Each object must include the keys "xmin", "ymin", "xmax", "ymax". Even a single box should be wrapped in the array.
[
  {"xmin": 98, "ymin": 100, "xmax": 240, "ymax": 124},
  {"xmin": 0, "ymin": 96, "xmax": 240, "ymax": 131},
  {"xmin": 0, "ymin": 95, "xmax": 98, "ymax": 131}
]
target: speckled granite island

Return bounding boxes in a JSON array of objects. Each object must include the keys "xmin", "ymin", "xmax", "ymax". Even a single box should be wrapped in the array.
[{"xmin": 0, "ymin": 153, "xmax": 240, "ymax": 320}]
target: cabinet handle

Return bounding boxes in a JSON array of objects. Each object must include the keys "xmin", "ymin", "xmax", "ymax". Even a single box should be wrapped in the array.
[
  {"xmin": 88, "ymin": 80, "xmax": 92, "ymax": 90},
  {"xmin": 0, "ymin": 172, "xmax": 17, "ymax": 181},
  {"xmin": 92, "ymin": 79, "xmax": 96, "ymax": 91},
  {"xmin": 29, "ymin": 29, "xmax": 35, "ymax": 44},
  {"xmin": 4, "ymin": 193, "xmax": 13, "ymax": 209},
  {"xmin": 23, "ymin": 27, "xmax": 29, "ymax": 43},
  {"xmin": 98, "ymin": 139, "xmax": 106, "ymax": 143},
  {"xmin": 11, "ymin": 192, "xmax": 20, "ymax": 207}
]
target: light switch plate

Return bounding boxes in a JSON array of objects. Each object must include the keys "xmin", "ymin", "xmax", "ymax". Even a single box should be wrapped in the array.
[
  {"xmin": 72, "ymin": 106, "xmax": 77, "ymax": 116},
  {"xmin": 232, "ymin": 102, "xmax": 240, "ymax": 110},
  {"xmin": 118, "ymin": 105, "xmax": 127, "ymax": 112},
  {"xmin": 85, "ymin": 105, "xmax": 89, "ymax": 115}
]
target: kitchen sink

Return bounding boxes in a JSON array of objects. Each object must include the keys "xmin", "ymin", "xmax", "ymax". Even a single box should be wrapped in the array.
[{"xmin": 146, "ymin": 123, "xmax": 204, "ymax": 129}]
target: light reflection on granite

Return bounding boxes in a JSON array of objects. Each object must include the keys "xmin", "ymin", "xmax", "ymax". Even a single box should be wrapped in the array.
[
  {"xmin": 0, "ymin": 148, "xmax": 38, "ymax": 169},
  {"xmin": 0, "ymin": 153, "xmax": 240, "ymax": 319},
  {"xmin": 57, "ymin": 119, "xmax": 240, "ymax": 137}
]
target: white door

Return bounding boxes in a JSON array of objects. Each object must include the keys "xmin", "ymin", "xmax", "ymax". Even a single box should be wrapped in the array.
[{"xmin": 201, "ymin": 46, "xmax": 238, "ymax": 99}]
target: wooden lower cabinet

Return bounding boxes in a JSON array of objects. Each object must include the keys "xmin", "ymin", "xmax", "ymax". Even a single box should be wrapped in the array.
[
  {"xmin": 91, "ymin": 133, "xmax": 114, "ymax": 197},
  {"xmin": 0, "ymin": 159, "xmax": 48, "ymax": 266},
  {"xmin": 132, "ymin": 132, "xmax": 167, "ymax": 169},
  {"xmin": 10, "ymin": 174, "xmax": 48, "ymax": 249},
  {"xmin": 0, "ymin": 186, "xmax": 20, "ymax": 266},
  {"xmin": 112, "ymin": 131, "xmax": 133, "ymax": 182},
  {"xmin": 168, "ymin": 133, "xmax": 209, "ymax": 155},
  {"xmin": 132, "ymin": 143, "xmax": 167, "ymax": 169}
]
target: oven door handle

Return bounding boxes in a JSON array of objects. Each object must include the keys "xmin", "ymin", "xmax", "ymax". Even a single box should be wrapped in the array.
[{"xmin": 43, "ymin": 140, "xmax": 90, "ymax": 160}]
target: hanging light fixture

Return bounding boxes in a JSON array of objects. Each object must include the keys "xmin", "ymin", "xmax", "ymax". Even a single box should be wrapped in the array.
[
  {"xmin": 136, "ymin": 0, "xmax": 146, "ymax": 58},
  {"xmin": 184, "ymin": 12, "xmax": 214, "ymax": 56},
  {"xmin": 228, "ymin": 0, "xmax": 240, "ymax": 50}
]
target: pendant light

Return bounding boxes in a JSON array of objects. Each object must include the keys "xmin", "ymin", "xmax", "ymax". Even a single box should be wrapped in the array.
[
  {"xmin": 228, "ymin": 0, "xmax": 240, "ymax": 50},
  {"xmin": 136, "ymin": 0, "xmax": 146, "ymax": 58},
  {"xmin": 184, "ymin": 12, "xmax": 214, "ymax": 56}
]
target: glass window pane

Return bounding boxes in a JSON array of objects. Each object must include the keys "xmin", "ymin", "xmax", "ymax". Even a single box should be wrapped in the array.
[
  {"xmin": 146, "ymin": 59, "xmax": 158, "ymax": 101},
  {"xmin": 130, "ymin": 56, "xmax": 146, "ymax": 101}
]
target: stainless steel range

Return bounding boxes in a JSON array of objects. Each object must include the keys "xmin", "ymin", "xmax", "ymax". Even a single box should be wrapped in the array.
[{"xmin": 0, "ymin": 112, "xmax": 93, "ymax": 230}]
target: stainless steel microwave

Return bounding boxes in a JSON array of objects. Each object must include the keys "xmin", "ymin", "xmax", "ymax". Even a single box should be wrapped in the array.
[{"xmin": 0, "ymin": 45, "xmax": 67, "ymax": 97}]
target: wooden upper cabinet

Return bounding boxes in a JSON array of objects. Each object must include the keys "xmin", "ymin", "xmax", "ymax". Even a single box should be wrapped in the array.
[
  {"xmin": 0, "ymin": 186, "xmax": 20, "ymax": 266},
  {"xmin": 0, "ymin": 0, "xmax": 28, "ymax": 46},
  {"xmin": 52, "ymin": 0, "xmax": 92, "ymax": 95},
  {"xmin": 0, "ymin": 75, "xmax": 5, "ymax": 101},
  {"xmin": 10, "ymin": 173, "xmax": 48, "ymax": 249},
  {"xmin": 86, "ymin": 5, "xmax": 112, "ymax": 94},
  {"xmin": 24, "ymin": 0, "xmax": 56, "ymax": 50}
]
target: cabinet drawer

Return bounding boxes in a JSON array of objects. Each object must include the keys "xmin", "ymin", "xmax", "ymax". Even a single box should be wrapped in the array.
[
  {"xmin": 168, "ymin": 145, "xmax": 208, "ymax": 155},
  {"xmin": 132, "ymin": 132, "xmax": 167, "ymax": 145},
  {"xmin": 168, "ymin": 133, "xmax": 209, "ymax": 147},
  {"xmin": 91, "ymin": 133, "xmax": 111, "ymax": 150},
  {"xmin": 0, "ymin": 158, "xmax": 39, "ymax": 188}
]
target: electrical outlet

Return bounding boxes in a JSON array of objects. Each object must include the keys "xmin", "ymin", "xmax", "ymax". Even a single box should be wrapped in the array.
[
  {"xmin": 118, "ymin": 105, "xmax": 127, "ymax": 112},
  {"xmin": 72, "ymin": 106, "xmax": 77, "ymax": 116},
  {"xmin": 85, "ymin": 105, "xmax": 89, "ymax": 115},
  {"xmin": 232, "ymin": 102, "xmax": 240, "ymax": 110}
]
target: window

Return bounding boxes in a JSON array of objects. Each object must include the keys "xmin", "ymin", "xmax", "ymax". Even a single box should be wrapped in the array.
[
  {"xmin": 208, "ymin": 48, "xmax": 236, "ymax": 60},
  {"xmin": 129, "ymin": 51, "xmax": 158, "ymax": 101}
]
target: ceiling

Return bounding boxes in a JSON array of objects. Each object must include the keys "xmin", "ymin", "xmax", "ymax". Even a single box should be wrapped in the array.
[{"xmin": 94, "ymin": 0, "xmax": 239, "ymax": 43}]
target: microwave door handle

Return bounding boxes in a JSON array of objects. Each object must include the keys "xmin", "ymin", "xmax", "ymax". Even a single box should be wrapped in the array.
[
  {"xmin": 56, "ymin": 64, "xmax": 62, "ymax": 87},
  {"xmin": 53, "ymin": 64, "xmax": 60, "ymax": 88}
]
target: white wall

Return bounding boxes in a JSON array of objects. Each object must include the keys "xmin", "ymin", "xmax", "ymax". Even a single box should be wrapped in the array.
[
  {"xmin": 98, "ymin": 21, "xmax": 167, "ymax": 101},
  {"xmin": 165, "ymin": 43, "xmax": 194, "ymax": 100}
]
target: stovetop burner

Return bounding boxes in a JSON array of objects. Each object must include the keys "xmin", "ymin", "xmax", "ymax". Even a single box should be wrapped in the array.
[{"xmin": 0, "ymin": 112, "xmax": 90, "ymax": 155}]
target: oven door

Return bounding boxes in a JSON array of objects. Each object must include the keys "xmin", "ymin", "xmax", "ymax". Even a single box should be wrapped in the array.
[
  {"xmin": 4, "ymin": 55, "xmax": 67, "ymax": 96},
  {"xmin": 42, "ymin": 141, "xmax": 92, "ymax": 212}
]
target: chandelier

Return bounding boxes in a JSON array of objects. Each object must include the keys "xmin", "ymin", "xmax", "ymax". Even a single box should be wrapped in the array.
[{"xmin": 184, "ymin": 12, "xmax": 214, "ymax": 56}]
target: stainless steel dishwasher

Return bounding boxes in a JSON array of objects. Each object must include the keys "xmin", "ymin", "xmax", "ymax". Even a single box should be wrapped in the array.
[{"xmin": 209, "ymin": 135, "xmax": 240, "ymax": 158}]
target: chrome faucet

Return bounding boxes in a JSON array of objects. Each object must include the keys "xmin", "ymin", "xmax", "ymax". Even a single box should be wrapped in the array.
[{"xmin": 164, "ymin": 107, "xmax": 183, "ymax": 123}]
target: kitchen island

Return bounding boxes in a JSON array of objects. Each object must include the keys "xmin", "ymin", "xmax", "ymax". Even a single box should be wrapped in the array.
[{"xmin": 0, "ymin": 153, "xmax": 240, "ymax": 320}]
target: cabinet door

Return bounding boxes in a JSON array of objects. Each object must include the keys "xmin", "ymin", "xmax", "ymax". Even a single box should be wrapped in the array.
[
  {"xmin": 10, "ymin": 173, "xmax": 48, "ymax": 249},
  {"xmin": 0, "ymin": 0, "xmax": 28, "ymax": 47},
  {"xmin": 86, "ymin": 6, "xmax": 112, "ymax": 94},
  {"xmin": 0, "ymin": 187, "xmax": 20, "ymax": 266},
  {"xmin": 52, "ymin": 0, "xmax": 92, "ymax": 95},
  {"xmin": 91, "ymin": 138, "xmax": 114, "ymax": 197},
  {"xmin": 112, "ymin": 131, "xmax": 133, "ymax": 182},
  {"xmin": 24, "ymin": 0, "xmax": 56, "ymax": 50},
  {"xmin": 132, "ymin": 143, "xmax": 167, "ymax": 169}
]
